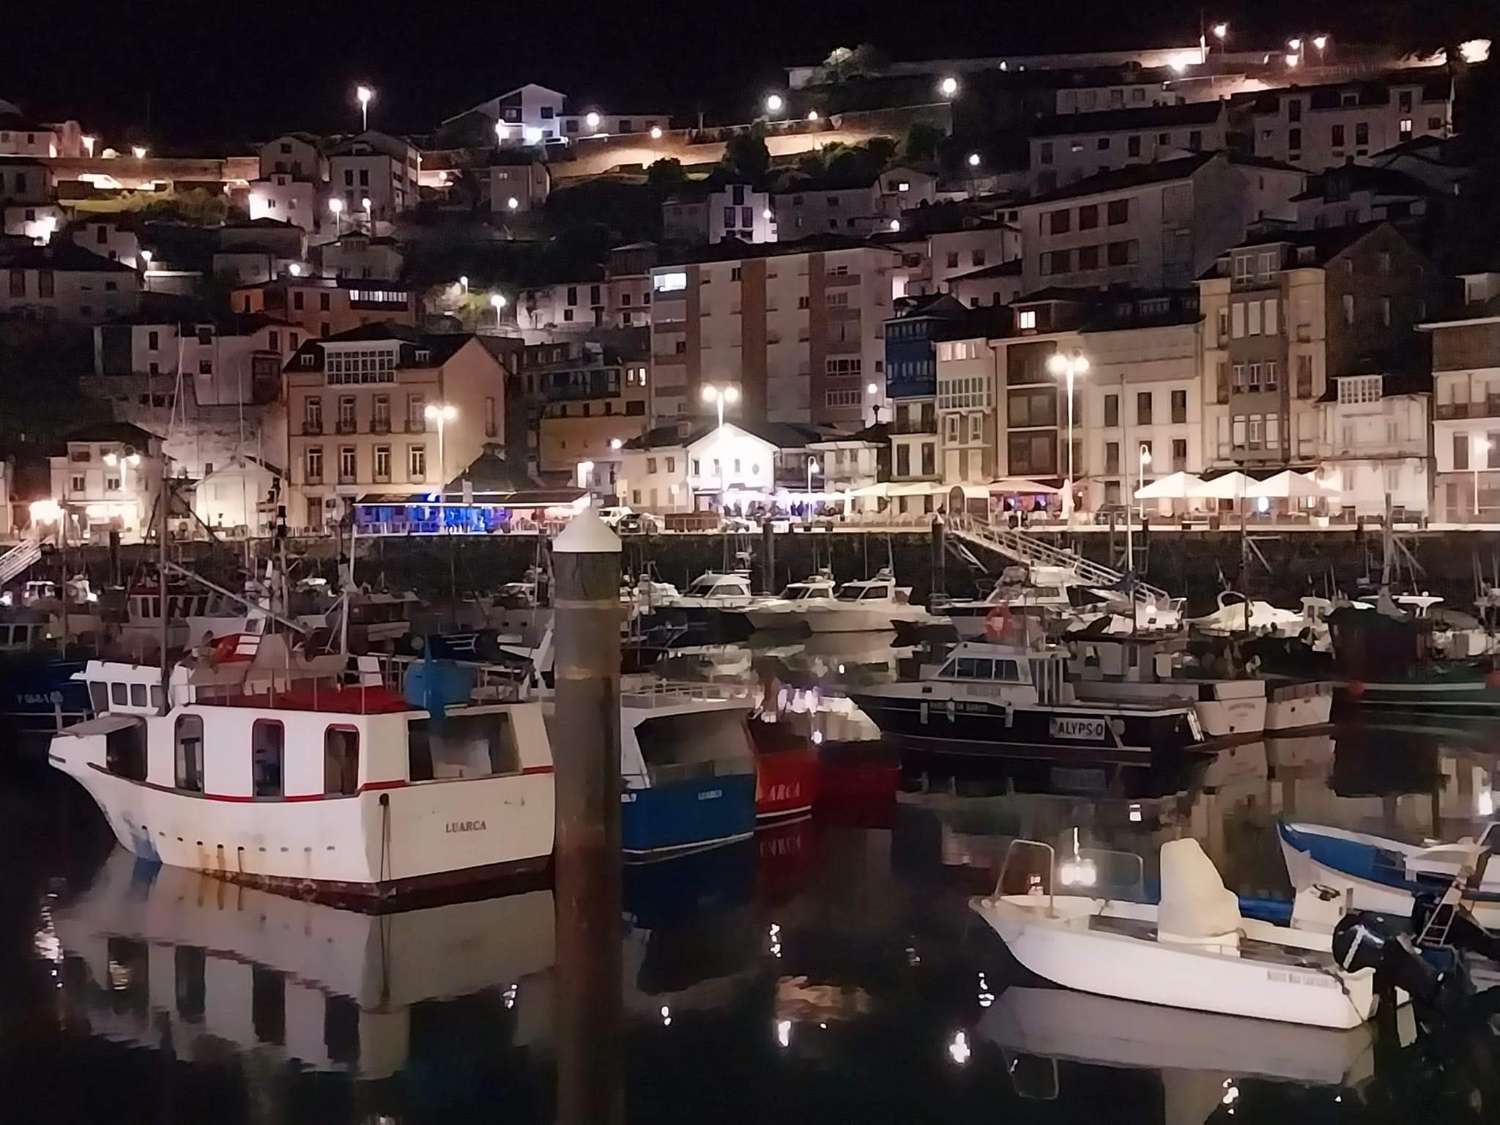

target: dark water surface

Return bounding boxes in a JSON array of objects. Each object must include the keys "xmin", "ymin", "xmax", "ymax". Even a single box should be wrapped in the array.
[{"xmin": 4, "ymin": 716, "xmax": 1500, "ymax": 1124}]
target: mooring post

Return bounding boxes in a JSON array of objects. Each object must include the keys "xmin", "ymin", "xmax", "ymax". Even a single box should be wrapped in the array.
[
  {"xmin": 552, "ymin": 508, "xmax": 624, "ymax": 1125},
  {"xmin": 930, "ymin": 515, "xmax": 946, "ymax": 605},
  {"xmin": 760, "ymin": 519, "xmax": 776, "ymax": 594}
]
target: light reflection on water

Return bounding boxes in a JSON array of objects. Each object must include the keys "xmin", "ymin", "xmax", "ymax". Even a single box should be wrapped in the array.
[{"xmin": 5, "ymin": 671, "xmax": 1500, "ymax": 1120}]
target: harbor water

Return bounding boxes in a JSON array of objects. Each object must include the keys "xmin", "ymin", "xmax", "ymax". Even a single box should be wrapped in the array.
[{"xmin": 5, "ymin": 631, "xmax": 1500, "ymax": 1123}]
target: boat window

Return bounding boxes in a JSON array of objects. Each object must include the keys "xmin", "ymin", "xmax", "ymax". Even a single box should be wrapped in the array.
[
  {"xmin": 174, "ymin": 715, "xmax": 204, "ymax": 792},
  {"xmin": 709, "ymin": 584, "xmax": 741, "ymax": 598},
  {"xmin": 252, "ymin": 720, "xmax": 284, "ymax": 797},
  {"xmin": 88, "ymin": 682, "xmax": 108, "ymax": 713},
  {"xmin": 1032, "ymin": 586, "xmax": 1061, "ymax": 598},
  {"xmin": 632, "ymin": 709, "xmax": 753, "ymax": 783},
  {"xmin": 994, "ymin": 659, "xmax": 1023, "ymax": 682},
  {"xmin": 151, "ymin": 686, "xmax": 164, "ymax": 710},
  {"xmin": 836, "ymin": 585, "xmax": 865, "ymax": 601},
  {"xmin": 104, "ymin": 721, "xmax": 148, "ymax": 781},
  {"xmin": 778, "ymin": 584, "xmax": 804, "ymax": 598},
  {"xmin": 956, "ymin": 657, "xmax": 993, "ymax": 679},
  {"xmin": 324, "ymin": 727, "xmax": 360, "ymax": 795},
  {"xmin": 110, "ymin": 683, "xmax": 128, "ymax": 705},
  {"xmin": 129, "ymin": 683, "xmax": 147, "ymax": 707},
  {"xmin": 407, "ymin": 712, "xmax": 519, "ymax": 781},
  {"xmin": 860, "ymin": 585, "xmax": 889, "ymax": 601}
]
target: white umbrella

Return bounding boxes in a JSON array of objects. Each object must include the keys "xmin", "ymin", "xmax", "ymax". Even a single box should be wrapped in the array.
[
  {"xmin": 1132, "ymin": 471, "xmax": 1205, "ymax": 500},
  {"xmin": 1244, "ymin": 470, "xmax": 1339, "ymax": 499},
  {"xmin": 1192, "ymin": 471, "xmax": 1255, "ymax": 500},
  {"xmin": 989, "ymin": 477, "xmax": 1061, "ymax": 494}
]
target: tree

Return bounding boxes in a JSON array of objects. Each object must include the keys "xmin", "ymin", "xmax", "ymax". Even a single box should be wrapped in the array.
[
  {"xmin": 902, "ymin": 123, "xmax": 944, "ymax": 165},
  {"xmin": 721, "ymin": 127, "xmax": 770, "ymax": 185},
  {"xmin": 819, "ymin": 42, "xmax": 889, "ymax": 83},
  {"xmin": 646, "ymin": 158, "xmax": 686, "ymax": 190}
]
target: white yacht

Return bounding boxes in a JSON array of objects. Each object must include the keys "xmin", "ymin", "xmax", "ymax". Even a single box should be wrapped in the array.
[
  {"xmin": 792, "ymin": 569, "xmax": 932, "ymax": 635},
  {"xmin": 47, "ymin": 641, "xmax": 555, "ymax": 906},
  {"xmin": 936, "ymin": 565, "xmax": 1090, "ymax": 639},
  {"xmin": 659, "ymin": 572, "xmax": 758, "ymax": 619},
  {"xmin": 742, "ymin": 572, "xmax": 838, "ymax": 632}
]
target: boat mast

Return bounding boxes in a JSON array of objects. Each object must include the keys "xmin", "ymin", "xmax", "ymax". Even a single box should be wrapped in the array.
[{"xmin": 156, "ymin": 457, "xmax": 170, "ymax": 714}]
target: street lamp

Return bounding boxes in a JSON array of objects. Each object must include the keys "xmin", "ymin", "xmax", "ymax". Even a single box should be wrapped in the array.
[
  {"xmin": 610, "ymin": 438, "xmax": 624, "ymax": 451},
  {"xmin": 1312, "ymin": 34, "xmax": 1329, "ymax": 56},
  {"xmin": 939, "ymin": 76, "xmax": 959, "ymax": 98},
  {"xmin": 806, "ymin": 457, "xmax": 820, "ymax": 508},
  {"xmin": 328, "ymin": 196, "xmax": 344, "ymax": 235},
  {"xmin": 459, "ymin": 275, "xmax": 469, "ymax": 294},
  {"xmin": 765, "ymin": 93, "xmax": 784, "ymax": 117},
  {"xmin": 1475, "ymin": 436, "xmax": 1491, "ymax": 517},
  {"xmin": 361, "ymin": 196, "xmax": 372, "ymax": 229},
  {"xmin": 494, "ymin": 120, "xmax": 507, "ymax": 146},
  {"xmin": 700, "ymin": 383, "xmax": 740, "ymax": 428},
  {"xmin": 1137, "ymin": 443, "xmax": 1153, "ymax": 521},
  {"xmin": 139, "ymin": 248, "xmax": 152, "ymax": 271},
  {"xmin": 131, "ymin": 145, "xmax": 148, "ymax": 160},
  {"xmin": 967, "ymin": 152, "xmax": 981, "ymax": 167},
  {"xmin": 1046, "ymin": 349, "xmax": 1089, "ymax": 522},
  {"xmin": 1212, "ymin": 22, "xmax": 1228, "ymax": 40},
  {"xmin": 585, "ymin": 111, "xmax": 601, "ymax": 132},
  {"xmin": 577, "ymin": 460, "xmax": 595, "ymax": 490},
  {"xmin": 807, "ymin": 110, "xmax": 819, "ymax": 122},
  {"xmin": 424, "ymin": 402, "xmax": 458, "ymax": 502},
  {"xmin": 490, "ymin": 292, "xmax": 506, "ymax": 325},
  {"xmin": 650, "ymin": 125, "xmax": 663, "ymax": 139},
  {"xmin": 356, "ymin": 84, "xmax": 375, "ymax": 130}
]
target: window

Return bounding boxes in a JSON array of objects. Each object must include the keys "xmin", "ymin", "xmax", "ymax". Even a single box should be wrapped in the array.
[
  {"xmin": 1338, "ymin": 375, "xmax": 1383, "ymax": 404},
  {"xmin": 1380, "ymin": 297, "xmax": 1391, "ymax": 327},
  {"xmin": 305, "ymin": 446, "xmax": 323, "ymax": 483},
  {"xmin": 1105, "ymin": 441, "xmax": 1120, "ymax": 473},
  {"xmin": 252, "ymin": 721, "xmax": 284, "ymax": 798},
  {"xmin": 1289, "ymin": 127, "xmax": 1302, "ymax": 151},
  {"xmin": 1248, "ymin": 362, "xmax": 1263, "ymax": 391},
  {"xmin": 1263, "ymin": 298, "xmax": 1278, "ymax": 335},
  {"xmin": 1127, "ymin": 135, "xmax": 1141, "ymax": 157},
  {"xmin": 324, "ymin": 727, "xmax": 359, "ymax": 796},
  {"xmin": 1042, "ymin": 249, "xmax": 1071, "ymax": 275},
  {"xmin": 1264, "ymin": 360, "xmax": 1278, "ymax": 390},
  {"xmin": 407, "ymin": 712, "xmax": 521, "ymax": 780},
  {"xmin": 1342, "ymin": 294, "xmax": 1355, "ymax": 326},
  {"xmin": 1247, "ymin": 301, "xmax": 1262, "ymax": 336},
  {"xmin": 1355, "ymin": 122, "xmax": 1369, "ymax": 147},
  {"xmin": 1104, "ymin": 394, "xmax": 1119, "ymax": 427},
  {"xmin": 1039, "ymin": 141, "xmax": 1053, "ymax": 164},
  {"xmin": 1399, "ymin": 118, "xmax": 1413, "ymax": 138},
  {"xmin": 1106, "ymin": 199, "xmax": 1129, "ymax": 224},
  {"xmin": 1172, "ymin": 438, "xmax": 1187, "ymax": 470},
  {"xmin": 654, "ymin": 271, "xmax": 687, "ymax": 293},
  {"xmin": 1017, "ymin": 309, "xmax": 1037, "ymax": 330},
  {"xmin": 1171, "ymin": 389, "xmax": 1187, "ymax": 424},
  {"xmin": 1106, "ymin": 240, "xmax": 1136, "ymax": 266},
  {"xmin": 1048, "ymin": 209, "xmax": 1071, "ymax": 235},
  {"xmin": 1078, "ymin": 204, "xmax": 1098, "ymax": 230},
  {"xmin": 1331, "ymin": 124, "xmax": 1346, "ymax": 148},
  {"xmin": 1455, "ymin": 433, "xmax": 1470, "ymax": 470},
  {"xmin": 1077, "ymin": 245, "xmax": 1099, "ymax": 270},
  {"xmin": 175, "ymin": 716, "xmax": 204, "ymax": 792},
  {"xmin": 374, "ymin": 445, "xmax": 391, "ymax": 481},
  {"xmin": 338, "ymin": 446, "xmax": 356, "ymax": 481},
  {"xmin": 1136, "ymin": 391, "xmax": 1152, "ymax": 425},
  {"xmin": 408, "ymin": 445, "xmax": 426, "ymax": 480},
  {"xmin": 1231, "ymin": 303, "xmax": 1245, "ymax": 338},
  {"xmin": 8, "ymin": 270, "xmax": 24, "ymax": 297},
  {"xmin": 1097, "ymin": 136, "xmax": 1110, "ymax": 151},
  {"xmin": 1296, "ymin": 355, "xmax": 1314, "ymax": 398},
  {"xmin": 70, "ymin": 474, "xmax": 85, "ymax": 492}
]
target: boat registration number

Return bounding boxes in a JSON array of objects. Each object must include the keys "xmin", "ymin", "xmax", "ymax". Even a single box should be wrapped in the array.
[
  {"xmin": 1265, "ymin": 969, "xmax": 1338, "ymax": 989},
  {"xmin": 1050, "ymin": 717, "xmax": 1107, "ymax": 741}
]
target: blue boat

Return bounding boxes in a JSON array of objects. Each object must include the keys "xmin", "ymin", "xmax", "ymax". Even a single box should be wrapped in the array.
[
  {"xmin": 619, "ymin": 690, "xmax": 758, "ymax": 860},
  {"xmin": 0, "ymin": 611, "xmax": 93, "ymax": 735}
]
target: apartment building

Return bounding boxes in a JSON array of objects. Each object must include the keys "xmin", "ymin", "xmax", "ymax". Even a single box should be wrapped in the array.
[
  {"xmin": 1027, "ymin": 101, "xmax": 1228, "ymax": 193},
  {"xmin": 1197, "ymin": 222, "xmax": 1447, "ymax": 473},
  {"xmin": 648, "ymin": 237, "xmax": 906, "ymax": 431},
  {"xmin": 0, "ymin": 243, "xmax": 140, "ymax": 323},
  {"xmin": 231, "ymin": 276, "xmax": 417, "ymax": 338},
  {"xmin": 936, "ymin": 335, "xmax": 999, "ymax": 484},
  {"xmin": 517, "ymin": 273, "xmax": 654, "ymax": 335},
  {"xmin": 884, "ymin": 295, "xmax": 975, "ymax": 498},
  {"xmin": 248, "ymin": 172, "xmax": 321, "ymax": 234},
  {"xmin": 283, "ymin": 325, "xmax": 507, "ymax": 531},
  {"xmin": 327, "ymin": 131, "xmax": 420, "ymax": 222},
  {"xmin": 0, "ymin": 157, "xmax": 51, "ymax": 206},
  {"xmin": 529, "ymin": 340, "xmax": 650, "ymax": 487},
  {"xmin": 663, "ymin": 183, "xmax": 777, "ymax": 245},
  {"xmin": 1315, "ymin": 372, "xmax": 1431, "ymax": 517},
  {"xmin": 69, "ymin": 218, "xmax": 142, "ymax": 269},
  {"xmin": 451, "ymin": 84, "xmax": 669, "ymax": 146},
  {"xmin": 258, "ymin": 133, "xmax": 328, "ymax": 181},
  {"xmin": 1015, "ymin": 152, "xmax": 1304, "ymax": 295},
  {"xmin": 1424, "ymin": 305, "xmax": 1500, "ymax": 521},
  {"xmin": 993, "ymin": 289, "xmax": 1203, "ymax": 505},
  {"xmin": 1291, "ymin": 163, "xmax": 1436, "ymax": 234},
  {"xmin": 48, "ymin": 422, "xmax": 161, "ymax": 543},
  {"xmin": 319, "ymin": 233, "xmax": 404, "ymax": 281},
  {"xmin": 1248, "ymin": 71, "xmax": 1452, "ymax": 171},
  {"xmin": 619, "ymin": 420, "xmax": 828, "ymax": 513},
  {"xmin": 771, "ymin": 180, "xmax": 883, "ymax": 239},
  {"xmin": 487, "ymin": 157, "xmax": 550, "ymax": 214}
]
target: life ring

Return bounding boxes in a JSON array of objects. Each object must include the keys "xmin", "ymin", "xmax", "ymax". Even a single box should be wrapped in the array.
[{"xmin": 983, "ymin": 602, "xmax": 1012, "ymax": 641}]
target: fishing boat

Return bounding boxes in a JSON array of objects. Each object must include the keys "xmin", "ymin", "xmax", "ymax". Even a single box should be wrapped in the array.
[
  {"xmin": 51, "ymin": 850, "xmax": 556, "ymax": 1083},
  {"xmin": 970, "ymin": 837, "xmax": 1389, "ymax": 1029},
  {"xmin": 1278, "ymin": 820, "xmax": 1500, "ymax": 929},
  {"xmin": 47, "ymin": 641, "xmax": 555, "ymax": 907},
  {"xmin": 746, "ymin": 716, "xmax": 819, "ymax": 824},
  {"xmin": 618, "ymin": 686, "xmax": 758, "ymax": 860},
  {"xmin": 740, "ymin": 572, "xmax": 837, "ymax": 632},
  {"xmin": 846, "ymin": 640, "xmax": 1205, "ymax": 762},
  {"xmin": 0, "ymin": 608, "xmax": 93, "ymax": 734},
  {"xmin": 790, "ymin": 569, "xmax": 932, "ymax": 635}
]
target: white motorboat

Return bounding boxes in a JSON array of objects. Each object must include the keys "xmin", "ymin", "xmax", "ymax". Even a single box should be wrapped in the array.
[
  {"xmin": 936, "ymin": 565, "xmax": 1087, "ymax": 639},
  {"xmin": 792, "ymin": 568, "xmax": 932, "ymax": 635},
  {"xmin": 661, "ymin": 571, "xmax": 758, "ymax": 615},
  {"xmin": 48, "ymin": 642, "xmax": 555, "ymax": 906},
  {"xmin": 50, "ymin": 850, "xmax": 556, "ymax": 1081},
  {"xmin": 741, "ymin": 572, "xmax": 837, "ymax": 632},
  {"xmin": 1065, "ymin": 634, "xmax": 1266, "ymax": 739},
  {"xmin": 1188, "ymin": 591, "xmax": 1309, "ymax": 638},
  {"xmin": 970, "ymin": 837, "xmax": 1390, "ymax": 1029},
  {"xmin": 1278, "ymin": 820, "xmax": 1500, "ymax": 929}
]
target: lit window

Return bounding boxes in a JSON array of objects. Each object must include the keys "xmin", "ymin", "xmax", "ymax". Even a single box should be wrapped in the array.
[{"xmin": 1017, "ymin": 310, "xmax": 1037, "ymax": 330}]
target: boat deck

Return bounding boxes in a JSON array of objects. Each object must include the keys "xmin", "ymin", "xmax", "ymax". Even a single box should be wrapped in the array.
[{"xmin": 1086, "ymin": 913, "xmax": 1339, "ymax": 970}]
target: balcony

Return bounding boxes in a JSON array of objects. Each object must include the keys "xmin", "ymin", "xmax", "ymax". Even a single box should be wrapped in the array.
[
  {"xmin": 825, "ymin": 272, "xmax": 861, "ymax": 287},
  {"xmin": 653, "ymin": 353, "xmax": 687, "ymax": 366},
  {"xmin": 406, "ymin": 418, "xmax": 428, "ymax": 434},
  {"xmin": 891, "ymin": 416, "xmax": 938, "ymax": 435},
  {"xmin": 336, "ymin": 419, "xmax": 357, "ymax": 434},
  {"xmin": 371, "ymin": 418, "xmax": 391, "ymax": 434},
  {"xmin": 1436, "ymin": 399, "xmax": 1500, "ymax": 421}
]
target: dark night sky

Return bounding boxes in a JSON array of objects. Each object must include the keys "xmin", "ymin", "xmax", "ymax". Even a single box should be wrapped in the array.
[{"xmin": 2, "ymin": 0, "xmax": 1492, "ymax": 148}]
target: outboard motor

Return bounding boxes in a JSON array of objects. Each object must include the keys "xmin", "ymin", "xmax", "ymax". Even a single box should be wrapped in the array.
[
  {"xmin": 1412, "ymin": 892, "xmax": 1500, "ymax": 965},
  {"xmin": 1333, "ymin": 912, "xmax": 1467, "ymax": 1015}
]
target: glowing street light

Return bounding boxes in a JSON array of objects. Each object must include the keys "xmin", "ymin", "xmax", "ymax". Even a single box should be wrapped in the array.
[
  {"xmin": 806, "ymin": 457, "xmax": 820, "ymax": 505},
  {"xmin": 701, "ymin": 383, "xmax": 740, "ymax": 428},
  {"xmin": 507, "ymin": 196, "xmax": 520, "ymax": 211},
  {"xmin": 967, "ymin": 152, "xmax": 981, "ymax": 167},
  {"xmin": 356, "ymin": 84, "xmax": 375, "ymax": 130},
  {"xmin": 327, "ymin": 195, "xmax": 344, "ymax": 234},
  {"xmin": 585, "ymin": 111, "xmax": 601, "ymax": 131},
  {"xmin": 288, "ymin": 262, "xmax": 303, "ymax": 277},
  {"xmin": 1287, "ymin": 37, "xmax": 1303, "ymax": 52},
  {"xmin": 29, "ymin": 499, "xmax": 62, "ymax": 525},
  {"xmin": 490, "ymin": 293, "xmax": 507, "ymax": 323},
  {"xmin": 609, "ymin": 437, "xmax": 624, "ymax": 451},
  {"xmin": 1046, "ymin": 350, "xmax": 1089, "ymax": 522},
  {"xmin": 765, "ymin": 93, "xmax": 784, "ymax": 115},
  {"xmin": 650, "ymin": 125, "xmax": 663, "ymax": 139},
  {"xmin": 1212, "ymin": 22, "xmax": 1229, "ymax": 40},
  {"xmin": 1286, "ymin": 53, "xmax": 1301, "ymax": 68},
  {"xmin": 81, "ymin": 135, "xmax": 96, "ymax": 157},
  {"xmin": 458, "ymin": 275, "xmax": 469, "ymax": 293},
  {"xmin": 806, "ymin": 110, "xmax": 819, "ymax": 122},
  {"xmin": 1475, "ymin": 436, "xmax": 1491, "ymax": 517},
  {"xmin": 939, "ymin": 76, "xmax": 959, "ymax": 98},
  {"xmin": 494, "ymin": 120, "xmax": 507, "ymax": 145},
  {"xmin": 131, "ymin": 145, "xmax": 148, "ymax": 160},
  {"xmin": 888, "ymin": 219, "xmax": 901, "ymax": 231},
  {"xmin": 139, "ymin": 249, "xmax": 153, "ymax": 271},
  {"xmin": 424, "ymin": 402, "xmax": 458, "ymax": 502},
  {"xmin": 361, "ymin": 196, "xmax": 372, "ymax": 228},
  {"xmin": 1138, "ymin": 443, "xmax": 1153, "ymax": 520}
]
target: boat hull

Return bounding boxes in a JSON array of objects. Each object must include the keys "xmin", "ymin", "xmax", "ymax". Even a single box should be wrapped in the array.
[
  {"xmin": 1342, "ymin": 677, "xmax": 1500, "ymax": 716},
  {"xmin": 621, "ymin": 772, "xmax": 757, "ymax": 859},
  {"xmin": 803, "ymin": 605, "xmax": 931, "ymax": 634},
  {"xmin": 0, "ymin": 656, "xmax": 91, "ymax": 734},
  {"xmin": 971, "ymin": 895, "xmax": 1378, "ymax": 1029},
  {"xmin": 752, "ymin": 745, "xmax": 819, "ymax": 823},
  {"xmin": 1265, "ymin": 682, "xmax": 1334, "ymax": 731}
]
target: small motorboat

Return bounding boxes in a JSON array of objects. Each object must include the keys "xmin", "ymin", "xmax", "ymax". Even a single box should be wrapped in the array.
[
  {"xmin": 1278, "ymin": 820, "xmax": 1500, "ymax": 929},
  {"xmin": 776, "ymin": 568, "xmax": 932, "ymax": 635},
  {"xmin": 1187, "ymin": 591, "xmax": 1309, "ymax": 638},
  {"xmin": 740, "ymin": 572, "xmax": 837, "ymax": 633},
  {"xmin": 970, "ymin": 836, "xmax": 1392, "ymax": 1028}
]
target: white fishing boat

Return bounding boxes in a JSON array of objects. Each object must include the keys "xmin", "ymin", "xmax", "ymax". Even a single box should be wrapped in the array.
[
  {"xmin": 741, "ymin": 572, "xmax": 837, "ymax": 632},
  {"xmin": 1278, "ymin": 820, "xmax": 1500, "ymax": 929},
  {"xmin": 47, "ymin": 641, "xmax": 555, "ymax": 906},
  {"xmin": 792, "ymin": 569, "xmax": 932, "ymax": 635},
  {"xmin": 970, "ymin": 837, "xmax": 1390, "ymax": 1029},
  {"xmin": 50, "ymin": 850, "xmax": 556, "ymax": 1082}
]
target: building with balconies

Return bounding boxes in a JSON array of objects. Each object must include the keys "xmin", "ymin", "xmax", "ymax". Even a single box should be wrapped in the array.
[
  {"xmin": 1027, "ymin": 100, "xmax": 1229, "ymax": 194},
  {"xmin": 230, "ymin": 277, "xmax": 417, "ymax": 338},
  {"xmin": 1424, "ymin": 303, "xmax": 1500, "ymax": 521},
  {"xmin": 282, "ymin": 325, "xmax": 507, "ymax": 532},
  {"xmin": 530, "ymin": 338, "xmax": 650, "ymax": 491},
  {"xmin": 327, "ymin": 131, "xmax": 420, "ymax": 223},
  {"xmin": 1314, "ymin": 371, "xmax": 1430, "ymax": 518},
  {"xmin": 618, "ymin": 419, "xmax": 831, "ymax": 513},
  {"xmin": 48, "ymin": 422, "xmax": 161, "ymax": 543}
]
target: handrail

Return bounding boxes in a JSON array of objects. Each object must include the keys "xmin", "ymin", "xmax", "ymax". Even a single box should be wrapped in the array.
[
  {"xmin": 946, "ymin": 514, "xmax": 1169, "ymax": 604},
  {"xmin": 0, "ymin": 539, "xmax": 43, "ymax": 586}
]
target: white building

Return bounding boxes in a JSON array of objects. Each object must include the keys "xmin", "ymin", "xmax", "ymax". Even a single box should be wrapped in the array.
[
  {"xmin": 3, "ymin": 200, "xmax": 64, "ymax": 242},
  {"xmin": 619, "ymin": 420, "xmax": 826, "ymax": 513},
  {"xmin": 875, "ymin": 165, "xmax": 940, "ymax": 218},
  {"xmin": 1027, "ymin": 101, "xmax": 1229, "ymax": 193},
  {"xmin": 327, "ymin": 132, "xmax": 420, "ymax": 223},
  {"xmin": 49, "ymin": 422, "xmax": 161, "ymax": 543},
  {"xmin": 487, "ymin": 160, "xmax": 550, "ymax": 214},
  {"xmin": 451, "ymin": 84, "xmax": 668, "ymax": 146},
  {"xmin": 248, "ymin": 173, "xmax": 320, "ymax": 235},
  {"xmin": 257, "ymin": 133, "xmax": 328, "ymax": 182},
  {"xmin": 193, "ymin": 456, "xmax": 284, "ymax": 537},
  {"xmin": 648, "ymin": 238, "xmax": 909, "ymax": 430},
  {"xmin": 319, "ymin": 233, "xmax": 403, "ymax": 281},
  {"xmin": 662, "ymin": 184, "xmax": 777, "ymax": 245},
  {"xmin": 1015, "ymin": 152, "xmax": 1305, "ymax": 296},
  {"xmin": 0, "ymin": 157, "xmax": 52, "ymax": 206},
  {"xmin": 517, "ymin": 274, "xmax": 654, "ymax": 336},
  {"xmin": 0, "ymin": 243, "xmax": 140, "ymax": 323},
  {"xmin": 1248, "ymin": 71, "xmax": 1453, "ymax": 172},
  {"xmin": 1424, "ymin": 306, "xmax": 1500, "ymax": 522},
  {"xmin": 771, "ymin": 181, "xmax": 882, "ymax": 238},
  {"xmin": 69, "ymin": 218, "xmax": 142, "ymax": 269},
  {"xmin": 1315, "ymin": 372, "xmax": 1430, "ymax": 517}
]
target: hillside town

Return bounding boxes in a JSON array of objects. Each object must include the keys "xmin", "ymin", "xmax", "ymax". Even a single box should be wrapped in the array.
[{"xmin": 1, "ymin": 33, "xmax": 1496, "ymax": 543}]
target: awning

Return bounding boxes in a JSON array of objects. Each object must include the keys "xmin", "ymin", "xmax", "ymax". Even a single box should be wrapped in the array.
[
  {"xmin": 988, "ymin": 477, "xmax": 1061, "ymax": 495},
  {"xmin": 1245, "ymin": 470, "xmax": 1339, "ymax": 499},
  {"xmin": 1133, "ymin": 471, "xmax": 1205, "ymax": 500}
]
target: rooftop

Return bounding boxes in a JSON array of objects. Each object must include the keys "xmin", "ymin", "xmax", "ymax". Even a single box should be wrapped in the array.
[
  {"xmin": 1290, "ymin": 163, "xmax": 1437, "ymax": 202},
  {"xmin": 1022, "ymin": 151, "xmax": 1301, "ymax": 207},
  {"xmin": 285, "ymin": 324, "xmax": 475, "ymax": 372},
  {"xmin": 0, "ymin": 243, "xmax": 136, "ymax": 273},
  {"xmin": 1030, "ymin": 100, "xmax": 1225, "ymax": 138}
]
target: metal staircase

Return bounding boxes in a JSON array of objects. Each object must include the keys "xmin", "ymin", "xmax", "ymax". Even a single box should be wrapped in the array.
[
  {"xmin": 0, "ymin": 539, "xmax": 42, "ymax": 587},
  {"xmin": 946, "ymin": 514, "xmax": 1169, "ymax": 604}
]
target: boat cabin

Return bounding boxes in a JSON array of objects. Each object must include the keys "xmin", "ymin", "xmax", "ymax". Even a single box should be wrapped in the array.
[
  {"xmin": 929, "ymin": 641, "xmax": 1065, "ymax": 704},
  {"xmin": 835, "ymin": 569, "xmax": 909, "ymax": 604},
  {"xmin": 683, "ymin": 572, "xmax": 754, "ymax": 600},
  {"xmin": 0, "ymin": 611, "xmax": 54, "ymax": 654},
  {"xmin": 776, "ymin": 575, "xmax": 835, "ymax": 601},
  {"xmin": 619, "ymin": 693, "xmax": 756, "ymax": 788}
]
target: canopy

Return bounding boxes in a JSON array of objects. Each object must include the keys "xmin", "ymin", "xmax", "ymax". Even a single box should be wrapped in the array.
[
  {"xmin": 1192, "ymin": 471, "xmax": 1256, "ymax": 500},
  {"xmin": 1244, "ymin": 470, "xmax": 1339, "ymax": 499},
  {"xmin": 1132, "ymin": 471, "xmax": 1204, "ymax": 500},
  {"xmin": 989, "ymin": 477, "xmax": 1061, "ymax": 495}
]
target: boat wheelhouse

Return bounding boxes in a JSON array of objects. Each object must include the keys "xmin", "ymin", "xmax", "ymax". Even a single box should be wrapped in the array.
[
  {"xmin": 48, "ymin": 649, "xmax": 554, "ymax": 907},
  {"xmin": 741, "ymin": 573, "xmax": 837, "ymax": 632},
  {"xmin": 776, "ymin": 568, "xmax": 931, "ymax": 635},
  {"xmin": 846, "ymin": 640, "xmax": 1204, "ymax": 761}
]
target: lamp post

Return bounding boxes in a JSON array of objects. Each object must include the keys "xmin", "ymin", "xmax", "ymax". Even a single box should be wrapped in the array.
[
  {"xmin": 1137, "ymin": 443, "xmax": 1152, "ymax": 521},
  {"xmin": 806, "ymin": 457, "xmax": 820, "ymax": 516},
  {"xmin": 1046, "ymin": 349, "xmax": 1089, "ymax": 523},
  {"xmin": 361, "ymin": 196, "xmax": 372, "ymax": 230},
  {"xmin": 490, "ymin": 292, "xmax": 506, "ymax": 327},
  {"xmin": 328, "ymin": 196, "xmax": 344, "ymax": 236},
  {"xmin": 939, "ymin": 76, "xmax": 959, "ymax": 98},
  {"xmin": 765, "ymin": 94, "xmax": 784, "ymax": 120},
  {"xmin": 1474, "ymin": 436, "xmax": 1491, "ymax": 519},
  {"xmin": 356, "ymin": 84, "xmax": 374, "ymax": 131},
  {"xmin": 424, "ymin": 402, "xmax": 458, "ymax": 504},
  {"xmin": 700, "ymin": 383, "xmax": 739, "ymax": 429}
]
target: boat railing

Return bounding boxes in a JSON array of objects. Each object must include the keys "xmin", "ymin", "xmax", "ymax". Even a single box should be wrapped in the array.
[
  {"xmin": 995, "ymin": 839, "xmax": 1057, "ymax": 912},
  {"xmin": 621, "ymin": 679, "xmax": 759, "ymax": 709}
]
